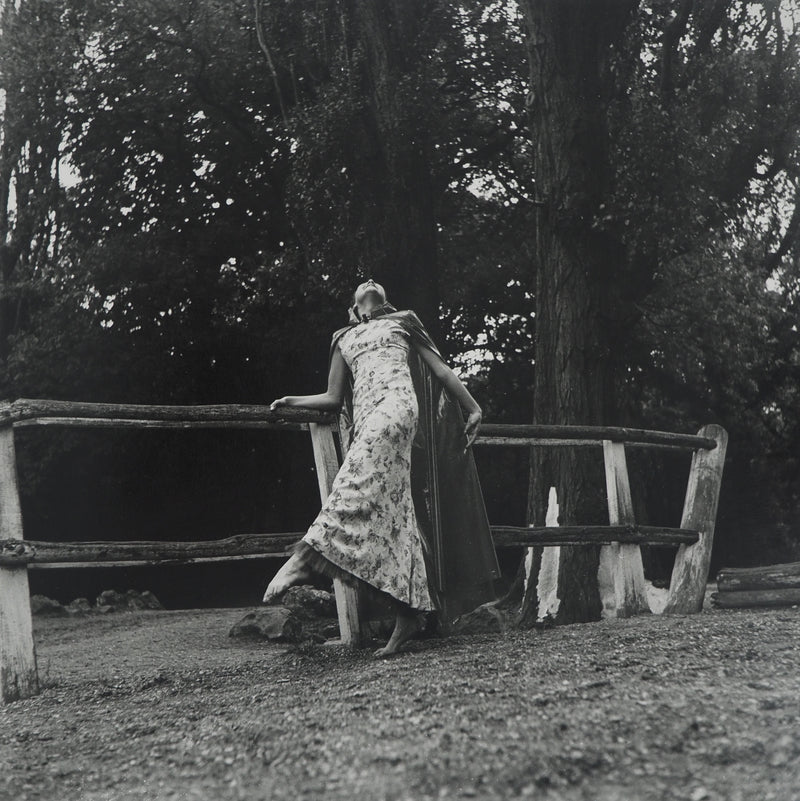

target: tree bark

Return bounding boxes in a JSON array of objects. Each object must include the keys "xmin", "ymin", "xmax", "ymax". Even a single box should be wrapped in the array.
[{"xmin": 519, "ymin": 0, "xmax": 639, "ymax": 624}]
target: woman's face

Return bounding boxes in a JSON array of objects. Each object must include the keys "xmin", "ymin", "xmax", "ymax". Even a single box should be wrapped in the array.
[{"xmin": 354, "ymin": 279, "xmax": 386, "ymax": 317}]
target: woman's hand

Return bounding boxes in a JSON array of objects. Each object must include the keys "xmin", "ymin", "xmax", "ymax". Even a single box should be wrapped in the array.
[
  {"xmin": 269, "ymin": 396, "xmax": 289, "ymax": 411},
  {"xmin": 464, "ymin": 408, "xmax": 482, "ymax": 452}
]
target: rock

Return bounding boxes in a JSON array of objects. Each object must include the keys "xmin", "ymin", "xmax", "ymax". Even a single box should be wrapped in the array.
[
  {"xmin": 95, "ymin": 589, "xmax": 163, "ymax": 612},
  {"xmin": 452, "ymin": 603, "xmax": 510, "ymax": 634},
  {"xmin": 66, "ymin": 597, "xmax": 91, "ymax": 615},
  {"xmin": 30, "ymin": 594, "xmax": 68, "ymax": 616},
  {"xmin": 96, "ymin": 589, "xmax": 124, "ymax": 610},
  {"xmin": 322, "ymin": 623, "xmax": 340, "ymax": 639},
  {"xmin": 138, "ymin": 590, "xmax": 164, "ymax": 610},
  {"xmin": 121, "ymin": 589, "xmax": 163, "ymax": 610},
  {"xmin": 281, "ymin": 585, "xmax": 337, "ymax": 618},
  {"xmin": 228, "ymin": 607, "xmax": 303, "ymax": 642}
]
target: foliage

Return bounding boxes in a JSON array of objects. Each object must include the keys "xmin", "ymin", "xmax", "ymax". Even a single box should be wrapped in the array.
[{"xmin": 0, "ymin": 0, "xmax": 798, "ymax": 593}]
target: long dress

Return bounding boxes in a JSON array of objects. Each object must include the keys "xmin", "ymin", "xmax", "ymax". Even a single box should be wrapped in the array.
[{"xmin": 293, "ymin": 316, "xmax": 435, "ymax": 611}]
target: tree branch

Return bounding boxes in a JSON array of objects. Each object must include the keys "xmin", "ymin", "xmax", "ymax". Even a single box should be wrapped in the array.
[
  {"xmin": 253, "ymin": 0, "xmax": 289, "ymax": 126},
  {"xmin": 660, "ymin": 0, "xmax": 694, "ymax": 99}
]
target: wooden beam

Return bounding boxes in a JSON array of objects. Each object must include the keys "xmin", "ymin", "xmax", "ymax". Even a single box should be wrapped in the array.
[
  {"xmin": 476, "ymin": 437, "xmax": 604, "ymax": 448},
  {"xmin": 664, "ymin": 425, "xmax": 729, "ymax": 614},
  {"xmin": 0, "ymin": 428, "xmax": 39, "ymax": 703},
  {"xmin": 0, "ymin": 525, "xmax": 698, "ymax": 568},
  {"xmin": 711, "ymin": 588, "xmax": 800, "ymax": 608},
  {"xmin": 474, "ymin": 437, "xmax": 701, "ymax": 452},
  {"xmin": 13, "ymin": 418, "xmax": 310, "ymax": 431},
  {"xmin": 716, "ymin": 561, "xmax": 800, "ymax": 592},
  {"xmin": 598, "ymin": 441, "xmax": 650, "ymax": 618},
  {"xmin": 490, "ymin": 525, "xmax": 698, "ymax": 547},
  {"xmin": 309, "ymin": 422, "xmax": 361, "ymax": 647},
  {"xmin": 0, "ymin": 525, "xmax": 698, "ymax": 569},
  {"xmin": 0, "ymin": 401, "xmax": 717, "ymax": 451},
  {"xmin": 29, "ymin": 553, "xmax": 293, "ymax": 569},
  {"xmin": 0, "ymin": 533, "xmax": 304, "ymax": 566},
  {"xmin": 475, "ymin": 424, "xmax": 717, "ymax": 450},
  {"xmin": 0, "ymin": 399, "xmax": 336, "ymax": 428}
]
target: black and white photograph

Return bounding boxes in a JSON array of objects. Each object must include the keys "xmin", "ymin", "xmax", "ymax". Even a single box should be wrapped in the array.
[{"xmin": 1, "ymin": 1, "xmax": 799, "ymax": 799}]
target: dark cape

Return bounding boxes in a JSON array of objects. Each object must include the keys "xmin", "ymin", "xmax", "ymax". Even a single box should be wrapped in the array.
[{"xmin": 329, "ymin": 302, "xmax": 501, "ymax": 625}]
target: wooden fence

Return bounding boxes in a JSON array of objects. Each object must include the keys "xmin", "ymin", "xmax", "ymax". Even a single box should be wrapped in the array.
[{"xmin": 0, "ymin": 398, "xmax": 727, "ymax": 703}]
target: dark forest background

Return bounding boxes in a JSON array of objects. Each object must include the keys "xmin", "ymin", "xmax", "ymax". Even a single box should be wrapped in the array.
[{"xmin": 1, "ymin": 0, "xmax": 798, "ymax": 608}]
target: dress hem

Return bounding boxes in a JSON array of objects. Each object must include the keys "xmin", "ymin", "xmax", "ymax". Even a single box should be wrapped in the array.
[{"xmin": 292, "ymin": 539, "xmax": 434, "ymax": 613}]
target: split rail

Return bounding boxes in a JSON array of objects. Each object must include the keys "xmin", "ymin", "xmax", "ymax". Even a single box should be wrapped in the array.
[{"xmin": 0, "ymin": 399, "xmax": 726, "ymax": 703}]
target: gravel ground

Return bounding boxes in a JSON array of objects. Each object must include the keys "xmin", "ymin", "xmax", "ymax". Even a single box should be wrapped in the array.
[{"xmin": 2, "ymin": 587, "xmax": 799, "ymax": 801}]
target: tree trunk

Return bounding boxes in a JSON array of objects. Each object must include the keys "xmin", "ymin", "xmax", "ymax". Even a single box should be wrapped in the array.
[{"xmin": 519, "ymin": 0, "xmax": 638, "ymax": 624}]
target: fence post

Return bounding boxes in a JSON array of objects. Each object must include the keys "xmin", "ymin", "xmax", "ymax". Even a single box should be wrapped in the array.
[
  {"xmin": 0, "ymin": 424, "xmax": 39, "ymax": 703},
  {"xmin": 598, "ymin": 441, "xmax": 650, "ymax": 617},
  {"xmin": 308, "ymin": 422, "xmax": 361, "ymax": 646},
  {"xmin": 664, "ymin": 425, "xmax": 728, "ymax": 614}
]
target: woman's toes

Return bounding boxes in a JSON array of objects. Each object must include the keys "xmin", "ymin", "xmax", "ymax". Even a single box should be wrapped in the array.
[{"xmin": 262, "ymin": 574, "xmax": 291, "ymax": 603}]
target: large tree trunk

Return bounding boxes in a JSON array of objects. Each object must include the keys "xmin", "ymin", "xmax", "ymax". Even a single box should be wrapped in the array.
[{"xmin": 519, "ymin": 0, "xmax": 638, "ymax": 624}]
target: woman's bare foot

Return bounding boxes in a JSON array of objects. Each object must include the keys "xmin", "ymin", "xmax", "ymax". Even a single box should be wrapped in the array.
[
  {"xmin": 373, "ymin": 611, "xmax": 420, "ymax": 658},
  {"xmin": 262, "ymin": 553, "xmax": 311, "ymax": 603}
]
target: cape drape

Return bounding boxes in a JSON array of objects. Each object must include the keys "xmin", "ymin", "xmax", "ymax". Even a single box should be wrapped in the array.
[{"xmin": 329, "ymin": 304, "xmax": 501, "ymax": 624}]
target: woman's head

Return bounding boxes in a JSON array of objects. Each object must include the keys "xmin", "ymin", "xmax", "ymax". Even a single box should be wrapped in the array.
[{"xmin": 351, "ymin": 278, "xmax": 387, "ymax": 320}]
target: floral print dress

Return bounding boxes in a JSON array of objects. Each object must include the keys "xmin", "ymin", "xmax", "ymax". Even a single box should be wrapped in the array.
[{"xmin": 297, "ymin": 317, "xmax": 435, "ymax": 611}]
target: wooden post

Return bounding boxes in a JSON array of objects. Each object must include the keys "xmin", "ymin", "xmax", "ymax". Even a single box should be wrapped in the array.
[
  {"xmin": 664, "ymin": 425, "xmax": 728, "ymax": 614},
  {"xmin": 308, "ymin": 422, "xmax": 361, "ymax": 647},
  {"xmin": 598, "ymin": 441, "xmax": 650, "ymax": 618},
  {"xmin": 0, "ymin": 426, "xmax": 39, "ymax": 703}
]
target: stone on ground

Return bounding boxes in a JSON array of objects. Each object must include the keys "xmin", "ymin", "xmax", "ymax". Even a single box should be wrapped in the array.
[
  {"xmin": 95, "ymin": 589, "xmax": 164, "ymax": 612},
  {"xmin": 228, "ymin": 607, "xmax": 303, "ymax": 642},
  {"xmin": 66, "ymin": 597, "xmax": 92, "ymax": 615},
  {"xmin": 281, "ymin": 585, "xmax": 336, "ymax": 618},
  {"xmin": 30, "ymin": 594, "xmax": 68, "ymax": 616}
]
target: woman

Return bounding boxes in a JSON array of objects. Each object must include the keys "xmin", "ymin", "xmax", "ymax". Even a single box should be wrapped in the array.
[{"xmin": 263, "ymin": 279, "xmax": 500, "ymax": 656}]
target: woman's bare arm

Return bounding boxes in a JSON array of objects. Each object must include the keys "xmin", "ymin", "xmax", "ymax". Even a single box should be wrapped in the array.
[
  {"xmin": 269, "ymin": 343, "xmax": 348, "ymax": 412},
  {"xmin": 412, "ymin": 340, "xmax": 483, "ymax": 450}
]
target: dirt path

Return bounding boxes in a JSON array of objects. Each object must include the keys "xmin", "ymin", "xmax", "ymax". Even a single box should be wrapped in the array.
[{"xmin": 2, "ymin": 593, "xmax": 799, "ymax": 801}]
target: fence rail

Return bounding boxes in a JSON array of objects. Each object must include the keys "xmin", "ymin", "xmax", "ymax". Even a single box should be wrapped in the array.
[
  {"xmin": 475, "ymin": 423, "xmax": 717, "ymax": 451},
  {"xmin": 2, "ymin": 400, "xmax": 716, "ymax": 451},
  {"xmin": 0, "ymin": 397, "xmax": 727, "ymax": 705},
  {"xmin": 0, "ymin": 399, "xmax": 336, "ymax": 429},
  {"xmin": 0, "ymin": 525, "xmax": 699, "ymax": 569}
]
